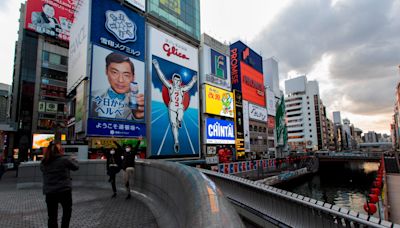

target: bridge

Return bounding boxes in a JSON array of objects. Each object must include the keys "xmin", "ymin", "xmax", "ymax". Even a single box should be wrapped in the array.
[
  {"xmin": 315, "ymin": 151, "xmax": 383, "ymax": 161},
  {"xmin": 8, "ymin": 158, "xmax": 400, "ymax": 228}
]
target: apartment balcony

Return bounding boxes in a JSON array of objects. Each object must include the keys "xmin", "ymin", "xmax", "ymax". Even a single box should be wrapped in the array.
[
  {"xmin": 287, "ymin": 109, "xmax": 302, "ymax": 117},
  {"xmin": 286, "ymin": 105, "xmax": 302, "ymax": 111}
]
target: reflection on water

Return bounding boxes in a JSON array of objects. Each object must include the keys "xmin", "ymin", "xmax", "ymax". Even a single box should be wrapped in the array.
[{"xmin": 278, "ymin": 162, "xmax": 379, "ymax": 214}]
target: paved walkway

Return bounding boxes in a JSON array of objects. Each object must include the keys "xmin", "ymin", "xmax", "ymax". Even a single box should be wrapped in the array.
[
  {"xmin": 0, "ymin": 171, "xmax": 158, "ymax": 228},
  {"xmin": 387, "ymin": 174, "xmax": 400, "ymax": 224}
]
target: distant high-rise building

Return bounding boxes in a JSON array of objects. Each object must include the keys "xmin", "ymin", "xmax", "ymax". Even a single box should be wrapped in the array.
[
  {"xmin": 364, "ymin": 131, "xmax": 378, "ymax": 143},
  {"xmin": 284, "ymin": 75, "xmax": 327, "ymax": 151},
  {"xmin": 333, "ymin": 111, "xmax": 342, "ymax": 125}
]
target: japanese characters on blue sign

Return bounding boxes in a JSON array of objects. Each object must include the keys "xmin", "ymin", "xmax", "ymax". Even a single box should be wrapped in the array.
[
  {"xmin": 87, "ymin": 118, "xmax": 146, "ymax": 137},
  {"xmin": 91, "ymin": 0, "xmax": 145, "ymax": 61},
  {"xmin": 205, "ymin": 118, "xmax": 235, "ymax": 144}
]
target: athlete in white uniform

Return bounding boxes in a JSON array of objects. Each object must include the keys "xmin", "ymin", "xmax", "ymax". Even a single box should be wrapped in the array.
[{"xmin": 152, "ymin": 59, "xmax": 197, "ymax": 153}]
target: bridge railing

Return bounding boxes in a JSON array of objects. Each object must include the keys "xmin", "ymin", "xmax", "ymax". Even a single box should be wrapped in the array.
[
  {"xmin": 316, "ymin": 151, "xmax": 383, "ymax": 159},
  {"xmin": 17, "ymin": 160, "xmax": 244, "ymax": 228},
  {"xmin": 200, "ymin": 168, "xmax": 396, "ymax": 228}
]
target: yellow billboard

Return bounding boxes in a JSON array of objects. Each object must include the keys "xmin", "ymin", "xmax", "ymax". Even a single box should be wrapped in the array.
[{"xmin": 205, "ymin": 84, "xmax": 234, "ymax": 118}]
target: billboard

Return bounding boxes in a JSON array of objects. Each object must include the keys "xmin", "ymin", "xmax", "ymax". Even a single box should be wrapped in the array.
[
  {"xmin": 89, "ymin": 45, "xmax": 145, "ymax": 122},
  {"xmin": 68, "ymin": 0, "xmax": 89, "ymax": 93},
  {"xmin": 243, "ymin": 100, "xmax": 250, "ymax": 152},
  {"xmin": 249, "ymin": 103, "xmax": 267, "ymax": 122},
  {"xmin": 205, "ymin": 118, "xmax": 235, "ymax": 144},
  {"xmin": 75, "ymin": 81, "xmax": 86, "ymax": 133},
  {"xmin": 148, "ymin": 0, "xmax": 200, "ymax": 40},
  {"xmin": 91, "ymin": 0, "xmax": 145, "ymax": 61},
  {"xmin": 266, "ymin": 89, "xmax": 276, "ymax": 116},
  {"xmin": 241, "ymin": 63, "xmax": 265, "ymax": 106},
  {"xmin": 234, "ymin": 90, "xmax": 245, "ymax": 153},
  {"xmin": 200, "ymin": 44, "xmax": 231, "ymax": 90},
  {"xmin": 149, "ymin": 25, "xmax": 199, "ymax": 158},
  {"xmin": 125, "ymin": 0, "xmax": 146, "ymax": 12},
  {"xmin": 32, "ymin": 134, "xmax": 54, "ymax": 149},
  {"xmin": 230, "ymin": 41, "xmax": 263, "ymax": 73},
  {"xmin": 25, "ymin": 0, "xmax": 74, "ymax": 41},
  {"xmin": 204, "ymin": 85, "xmax": 234, "ymax": 118},
  {"xmin": 86, "ymin": 119, "xmax": 145, "ymax": 137}
]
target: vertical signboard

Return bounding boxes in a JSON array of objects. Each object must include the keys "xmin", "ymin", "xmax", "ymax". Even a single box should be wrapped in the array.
[
  {"xmin": 149, "ymin": 25, "xmax": 199, "ymax": 158},
  {"xmin": 234, "ymin": 90, "xmax": 244, "ymax": 154},
  {"xmin": 75, "ymin": 81, "xmax": 85, "ymax": 133},
  {"xmin": 68, "ymin": 0, "xmax": 89, "ymax": 93},
  {"xmin": 25, "ymin": 0, "xmax": 74, "ymax": 41},
  {"xmin": 276, "ymin": 96, "xmax": 287, "ymax": 146},
  {"xmin": 243, "ymin": 100, "xmax": 250, "ymax": 152},
  {"xmin": 204, "ymin": 85, "xmax": 234, "ymax": 118},
  {"xmin": 266, "ymin": 89, "xmax": 276, "ymax": 116}
]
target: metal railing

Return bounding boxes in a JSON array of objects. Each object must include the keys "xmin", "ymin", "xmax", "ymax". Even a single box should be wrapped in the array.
[{"xmin": 200, "ymin": 169, "xmax": 397, "ymax": 228}]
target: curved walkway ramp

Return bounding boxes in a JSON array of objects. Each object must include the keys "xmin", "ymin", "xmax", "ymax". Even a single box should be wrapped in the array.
[
  {"xmin": 14, "ymin": 159, "xmax": 243, "ymax": 228},
  {"xmin": 200, "ymin": 169, "xmax": 399, "ymax": 228}
]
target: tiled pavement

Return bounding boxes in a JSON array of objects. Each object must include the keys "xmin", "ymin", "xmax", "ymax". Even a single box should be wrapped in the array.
[{"xmin": 0, "ymin": 171, "xmax": 158, "ymax": 228}]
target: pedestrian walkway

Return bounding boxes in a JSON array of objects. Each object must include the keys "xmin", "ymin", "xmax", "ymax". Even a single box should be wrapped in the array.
[{"xmin": 0, "ymin": 171, "xmax": 158, "ymax": 228}]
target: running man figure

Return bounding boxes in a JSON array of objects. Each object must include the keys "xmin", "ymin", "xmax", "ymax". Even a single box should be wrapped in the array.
[{"xmin": 152, "ymin": 59, "xmax": 197, "ymax": 153}]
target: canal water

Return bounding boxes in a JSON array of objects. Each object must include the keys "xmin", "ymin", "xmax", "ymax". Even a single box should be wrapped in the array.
[{"xmin": 277, "ymin": 161, "xmax": 379, "ymax": 214}]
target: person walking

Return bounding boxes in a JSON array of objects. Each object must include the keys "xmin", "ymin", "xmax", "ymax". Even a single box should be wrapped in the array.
[
  {"xmin": 122, "ymin": 139, "xmax": 141, "ymax": 199},
  {"xmin": 106, "ymin": 147, "xmax": 122, "ymax": 198},
  {"xmin": 40, "ymin": 141, "xmax": 79, "ymax": 228}
]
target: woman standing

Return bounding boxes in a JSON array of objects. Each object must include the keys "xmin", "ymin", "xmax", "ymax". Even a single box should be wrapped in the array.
[
  {"xmin": 106, "ymin": 147, "xmax": 122, "ymax": 198},
  {"xmin": 40, "ymin": 142, "xmax": 79, "ymax": 228}
]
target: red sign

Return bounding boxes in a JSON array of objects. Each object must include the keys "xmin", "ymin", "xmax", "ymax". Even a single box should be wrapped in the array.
[
  {"xmin": 25, "ymin": 0, "xmax": 75, "ymax": 42},
  {"xmin": 268, "ymin": 116, "xmax": 275, "ymax": 129},
  {"xmin": 241, "ymin": 62, "xmax": 265, "ymax": 106}
]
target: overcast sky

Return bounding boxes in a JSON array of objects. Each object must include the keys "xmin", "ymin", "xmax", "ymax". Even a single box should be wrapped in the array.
[{"xmin": 1, "ymin": 0, "xmax": 398, "ymax": 134}]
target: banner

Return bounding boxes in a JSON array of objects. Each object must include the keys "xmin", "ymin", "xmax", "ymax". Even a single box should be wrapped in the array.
[
  {"xmin": 149, "ymin": 25, "xmax": 199, "ymax": 158},
  {"xmin": 204, "ymin": 85, "xmax": 234, "ymax": 118},
  {"xmin": 266, "ymin": 89, "xmax": 276, "ymax": 116},
  {"xmin": 234, "ymin": 90, "xmax": 244, "ymax": 153},
  {"xmin": 249, "ymin": 103, "xmax": 267, "ymax": 122},
  {"xmin": 25, "ymin": 0, "xmax": 74, "ymax": 41},
  {"xmin": 205, "ymin": 118, "xmax": 235, "ymax": 144},
  {"xmin": 87, "ymin": 118, "xmax": 145, "ymax": 137},
  {"xmin": 91, "ymin": 0, "xmax": 145, "ymax": 60},
  {"xmin": 75, "ymin": 81, "xmax": 85, "ymax": 133},
  {"xmin": 89, "ymin": 45, "xmax": 145, "ymax": 123}
]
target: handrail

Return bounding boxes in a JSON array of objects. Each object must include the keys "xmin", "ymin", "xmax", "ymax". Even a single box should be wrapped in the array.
[{"xmin": 200, "ymin": 168, "xmax": 396, "ymax": 228}]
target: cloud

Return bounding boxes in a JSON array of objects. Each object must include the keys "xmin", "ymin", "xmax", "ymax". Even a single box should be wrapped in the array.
[{"xmin": 250, "ymin": 0, "xmax": 400, "ymax": 132}]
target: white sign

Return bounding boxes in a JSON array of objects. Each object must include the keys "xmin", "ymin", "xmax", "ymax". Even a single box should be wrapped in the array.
[
  {"xmin": 46, "ymin": 102, "xmax": 58, "ymax": 113},
  {"xmin": 243, "ymin": 100, "xmax": 250, "ymax": 152},
  {"xmin": 67, "ymin": 0, "xmax": 89, "ymax": 94},
  {"xmin": 266, "ymin": 89, "xmax": 276, "ymax": 116},
  {"xmin": 206, "ymin": 156, "xmax": 219, "ymax": 164},
  {"xmin": 126, "ymin": 0, "xmax": 146, "ymax": 12},
  {"xmin": 148, "ymin": 25, "xmax": 198, "ymax": 71},
  {"xmin": 38, "ymin": 101, "xmax": 45, "ymax": 112},
  {"xmin": 249, "ymin": 103, "xmax": 267, "ymax": 122}
]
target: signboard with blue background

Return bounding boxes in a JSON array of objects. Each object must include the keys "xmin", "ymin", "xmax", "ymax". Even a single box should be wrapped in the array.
[
  {"xmin": 91, "ymin": 0, "xmax": 145, "ymax": 61},
  {"xmin": 205, "ymin": 118, "xmax": 235, "ymax": 144}
]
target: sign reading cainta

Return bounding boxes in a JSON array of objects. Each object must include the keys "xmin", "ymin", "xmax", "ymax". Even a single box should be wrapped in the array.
[{"xmin": 206, "ymin": 118, "xmax": 235, "ymax": 144}]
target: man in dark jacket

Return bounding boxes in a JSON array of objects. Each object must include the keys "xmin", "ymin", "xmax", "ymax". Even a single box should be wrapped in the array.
[
  {"xmin": 122, "ymin": 139, "xmax": 141, "ymax": 199},
  {"xmin": 41, "ymin": 142, "xmax": 79, "ymax": 228}
]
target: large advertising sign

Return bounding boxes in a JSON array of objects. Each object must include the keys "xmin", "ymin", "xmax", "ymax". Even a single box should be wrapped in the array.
[
  {"xmin": 32, "ymin": 134, "xmax": 54, "ymax": 149},
  {"xmin": 230, "ymin": 41, "xmax": 263, "ymax": 73},
  {"xmin": 75, "ymin": 81, "xmax": 86, "ymax": 133},
  {"xmin": 91, "ymin": 0, "xmax": 145, "ymax": 60},
  {"xmin": 205, "ymin": 118, "xmax": 235, "ymax": 144},
  {"xmin": 243, "ymin": 100, "xmax": 250, "ymax": 152},
  {"xmin": 149, "ymin": 26, "xmax": 199, "ymax": 158},
  {"xmin": 25, "ymin": 0, "xmax": 74, "ymax": 41},
  {"xmin": 249, "ymin": 103, "xmax": 267, "ymax": 122},
  {"xmin": 68, "ymin": 0, "xmax": 89, "ymax": 93},
  {"xmin": 204, "ymin": 85, "xmax": 234, "ymax": 118},
  {"xmin": 148, "ymin": 0, "xmax": 200, "ymax": 40},
  {"xmin": 234, "ymin": 90, "xmax": 245, "ymax": 154},
  {"xmin": 89, "ymin": 45, "xmax": 145, "ymax": 124},
  {"xmin": 241, "ymin": 63, "xmax": 265, "ymax": 107},
  {"xmin": 200, "ymin": 44, "xmax": 231, "ymax": 90},
  {"xmin": 266, "ymin": 89, "xmax": 276, "ymax": 116},
  {"xmin": 87, "ymin": 119, "xmax": 145, "ymax": 137}
]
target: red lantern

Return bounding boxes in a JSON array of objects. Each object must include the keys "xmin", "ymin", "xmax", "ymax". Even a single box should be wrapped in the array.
[
  {"xmin": 371, "ymin": 188, "xmax": 380, "ymax": 195},
  {"xmin": 369, "ymin": 194, "xmax": 379, "ymax": 203},
  {"xmin": 364, "ymin": 203, "xmax": 377, "ymax": 214},
  {"xmin": 373, "ymin": 181, "xmax": 381, "ymax": 188}
]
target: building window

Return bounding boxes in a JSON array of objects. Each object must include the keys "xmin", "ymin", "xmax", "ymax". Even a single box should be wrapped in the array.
[
  {"xmin": 254, "ymin": 126, "xmax": 258, "ymax": 132},
  {"xmin": 249, "ymin": 125, "xmax": 253, "ymax": 131}
]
